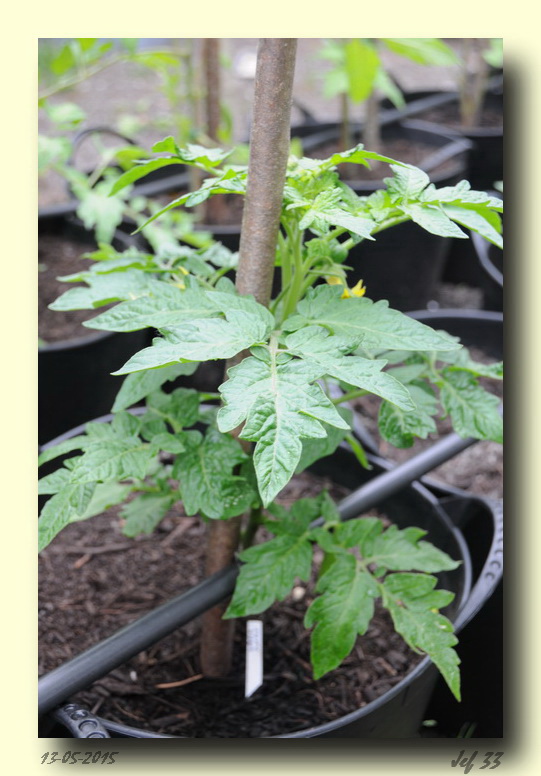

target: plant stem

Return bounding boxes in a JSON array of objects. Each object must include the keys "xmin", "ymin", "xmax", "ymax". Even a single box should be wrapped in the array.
[
  {"xmin": 331, "ymin": 388, "xmax": 369, "ymax": 405},
  {"xmin": 199, "ymin": 38, "xmax": 298, "ymax": 678},
  {"xmin": 201, "ymin": 39, "xmax": 228, "ymax": 226},
  {"xmin": 241, "ymin": 506, "xmax": 263, "ymax": 550}
]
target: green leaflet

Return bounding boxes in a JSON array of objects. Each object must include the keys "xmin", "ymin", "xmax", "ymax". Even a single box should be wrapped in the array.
[
  {"xmin": 38, "ymin": 435, "xmax": 90, "ymax": 466},
  {"xmin": 145, "ymin": 388, "xmax": 201, "ymax": 434},
  {"xmin": 218, "ymin": 350, "xmax": 349, "ymax": 505},
  {"xmin": 113, "ymin": 308, "xmax": 273, "ymax": 374},
  {"xmin": 441, "ymin": 205, "xmax": 503, "ymax": 249},
  {"xmin": 69, "ymin": 438, "xmax": 152, "ymax": 484},
  {"xmin": 38, "ymin": 482, "xmax": 97, "ymax": 551},
  {"xmin": 305, "ymin": 554, "xmax": 378, "ymax": 679},
  {"xmin": 120, "ymin": 493, "xmax": 175, "ymax": 537},
  {"xmin": 437, "ymin": 348, "xmax": 503, "ymax": 380},
  {"xmin": 50, "ymin": 269, "xmax": 153, "ymax": 312},
  {"xmin": 378, "ymin": 383, "xmax": 438, "ymax": 448},
  {"xmin": 76, "ymin": 183, "xmax": 126, "ymax": 245},
  {"xmin": 400, "ymin": 202, "xmax": 468, "ymax": 239},
  {"xmin": 438, "ymin": 369, "xmax": 503, "ymax": 443},
  {"xmin": 172, "ymin": 427, "xmax": 253, "ymax": 519},
  {"xmin": 382, "ymin": 169, "xmax": 503, "ymax": 246},
  {"xmin": 224, "ymin": 498, "xmax": 322, "ymax": 617},
  {"xmin": 358, "ymin": 523, "xmax": 461, "ymax": 573},
  {"xmin": 382, "ymin": 38, "xmax": 459, "ymax": 66},
  {"xmin": 109, "ymin": 157, "xmax": 184, "ymax": 196},
  {"xmin": 69, "ymin": 481, "xmax": 132, "ymax": 522},
  {"xmin": 283, "ymin": 286, "xmax": 461, "ymax": 352},
  {"xmin": 381, "ymin": 573, "xmax": 461, "ymax": 700},
  {"xmin": 85, "ymin": 280, "xmax": 220, "ymax": 332},
  {"xmin": 295, "ymin": 408, "xmax": 353, "ymax": 473},
  {"xmin": 112, "ymin": 363, "xmax": 198, "ymax": 412},
  {"xmin": 384, "ymin": 164, "xmax": 431, "ymax": 199},
  {"xmin": 285, "ymin": 325, "xmax": 415, "ymax": 410},
  {"xmin": 305, "ymin": 516, "xmax": 459, "ymax": 682},
  {"xmin": 344, "ymin": 39, "xmax": 380, "ymax": 103}
]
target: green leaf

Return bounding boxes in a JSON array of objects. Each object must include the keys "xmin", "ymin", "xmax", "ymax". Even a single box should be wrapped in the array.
[
  {"xmin": 39, "ymin": 482, "xmax": 96, "ymax": 551},
  {"xmin": 359, "ymin": 523, "xmax": 461, "ymax": 573},
  {"xmin": 381, "ymin": 573, "xmax": 460, "ymax": 700},
  {"xmin": 441, "ymin": 204, "xmax": 503, "ymax": 248},
  {"xmin": 285, "ymin": 325, "xmax": 415, "ymax": 410},
  {"xmin": 45, "ymin": 101, "xmax": 86, "ymax": 129},
  {"xmin": 225, "ymin": 499, "xmax": 318, "ymax": 617},
  {"xmin": 38, "ymin": 435, "xmax": 89, "ymax": 467},
  {"xmin": 295, "ymin": 408, "xmax": 353, "ymax": 473},
  {"xmin": 38, "ymin": 467, "xmax": 72, "ymax": 495},
  {"xmin": 112, "ymin": 363, "xmax": 198, "ymax": 412},
  {"xmin": 305, "ymin": 553, "xmax": 378, "ymax": 678},
  {"xmin": 76, "ymin": 184, "xmax": 126, "ymax": 244},
  {"xmin": 173, "ymin": 427, "xmax": 251, "ymax": 519},
  {"xmin": 283, "ymin": 286, "xmax": 461, "ymax": 352},
  {"xmin": 400, "ymin": 202, "xmax": 468, "ymax": 239},
  {"xmin": 67, "ymin": 415, "xmax": 153, "ymax": 484},
  {"xmin": 109, "ymin": 157, "xmax": 184, "ymax": 196},
  {"xmin": 438, "ymin": 348, "xmax": 503, "ymax": 380},
  {"xmin": 113, "ymin": 309, "xmax": 273, "ymax": 374},
  {"xmin": 50, "ymin": 270, "xmax": 153, "ymax": 312},
  {"xmin": 69, "ymin": 481, "xmax": 132, "ymax": 522},
  {"xmin": 218, "ymin": 350, "xmax": 349, "ymax": 505},
  {"xmin": 344, "ymin": 39, "xmax": 380, "ymax": 103},
  {"xmin": 85, "ymin": 280, "xmax": 219, "ymax": 331},
  {"xmin": 382, "ymin": 39, "xmax": 460, "ymax": 66},
  {"xmin": 38, "ymin": 135, "xmax": 72, "ymax": 173},
  {"xmin": 378, "ymin": 383, "xmax": 438, "ymax": 448},
  {"xmin": 145, "ymin": 387, "xmax": 201, "ymax": 433},
  {"xmin": 384, "ymin": 164, "xmax": 431, "ymax": 199},
  {"xmin": 120, "ymin": 493, "xmax": 175, "ymax": 537},
  {"xmin": 374, "ymin": 69, "xmax": 405, "ymax": 109},
  {"xmin": 438, "ymin": 369, "xmax": 503, "ymax": 443}
]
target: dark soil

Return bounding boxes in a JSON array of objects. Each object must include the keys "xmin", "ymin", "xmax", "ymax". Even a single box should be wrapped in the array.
[
  {"xmin": 38, "ymin": 233, "xmax": 104, "ymax": 344},
  {"xmin": 352, "ymin": 347, "xmax": 503, "ymax": 499},
  {"xmin": 39, "ymin": 469, "xmax": 424, "ymax": 738},
  {"xmin": 416, "ymin": 102, "xmax": 503, "ymax": 132}
]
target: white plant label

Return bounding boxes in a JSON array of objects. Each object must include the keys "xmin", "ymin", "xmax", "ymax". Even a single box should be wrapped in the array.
[{"xmin": 245, "ymin": 620, "xmax": 263, "ymax": 698}]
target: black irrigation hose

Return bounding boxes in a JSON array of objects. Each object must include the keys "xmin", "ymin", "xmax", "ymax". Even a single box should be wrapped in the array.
[
  {"xmin": 38, "ymin": 565, "xmax": 239, "ymax": 716},
  {"xmin": 38, "ymin": 429, "xmax": 482, "ymax": 717}
]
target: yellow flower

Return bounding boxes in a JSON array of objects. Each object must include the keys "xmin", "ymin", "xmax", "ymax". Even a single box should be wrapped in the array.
[
  {"xmin": 350, "ymin": 279, "xmax": 366, "ymax": 297},
  {"xmin": 325, "ymin": 276, "xmax": 366, "ymax": 299}
]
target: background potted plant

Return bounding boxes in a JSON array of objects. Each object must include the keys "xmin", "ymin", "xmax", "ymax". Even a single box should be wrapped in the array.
[{"xmin": 38, "ymin": 38, "xmax": 503, "ymax": 738}]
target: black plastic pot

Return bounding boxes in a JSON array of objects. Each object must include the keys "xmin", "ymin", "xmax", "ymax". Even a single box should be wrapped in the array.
[
  {"xmin": 409, "ymin": 92, "xmax": 503, "ymax": 192},
  {"xmin": 39, "ymin": 418, "xmax": 502, "ymax": 738},
  {"xmin": 470, "ymin": 230, "xmax": 503, "ymax": 312},
  {"xmin": 38, "ymin": 215, "xmax": 148, "ymax": 445}
]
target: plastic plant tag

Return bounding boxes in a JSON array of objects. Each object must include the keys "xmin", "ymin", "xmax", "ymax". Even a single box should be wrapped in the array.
[{"xmin": 245, "ymin": 620, "xmax": 263, "ymax": 698}]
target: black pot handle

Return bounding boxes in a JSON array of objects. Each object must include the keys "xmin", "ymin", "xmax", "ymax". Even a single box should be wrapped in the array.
[
  {"xmin": 68, "ymin": 126, "xmax": 138, "ymax": 173},
  {"xmin": 451, "ymin": 496, "xmax": 503, "ymax": 633},
  {"xmin": 50, "ymin": 703, "xmax": 111, "ymax": 738},
  {"xmin": 291, "ymin": 98, "xmax": 319, "ymax": 125}
]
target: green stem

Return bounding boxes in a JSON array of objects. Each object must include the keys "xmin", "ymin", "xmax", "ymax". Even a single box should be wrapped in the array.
[
  {"xmin": 198, "ymin": 392, "xmax": 221, "ymax": 402},
  {"xmin": 241, "ymin": 506, "xmax": 263, "ymax": 549},
  {"xmin": 345, "ymin": 433, "xmax": 372, "ymax": 470},
  {"xmin": 331, "ymin": 389, "xmax": 369, "ymax": 405}
]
